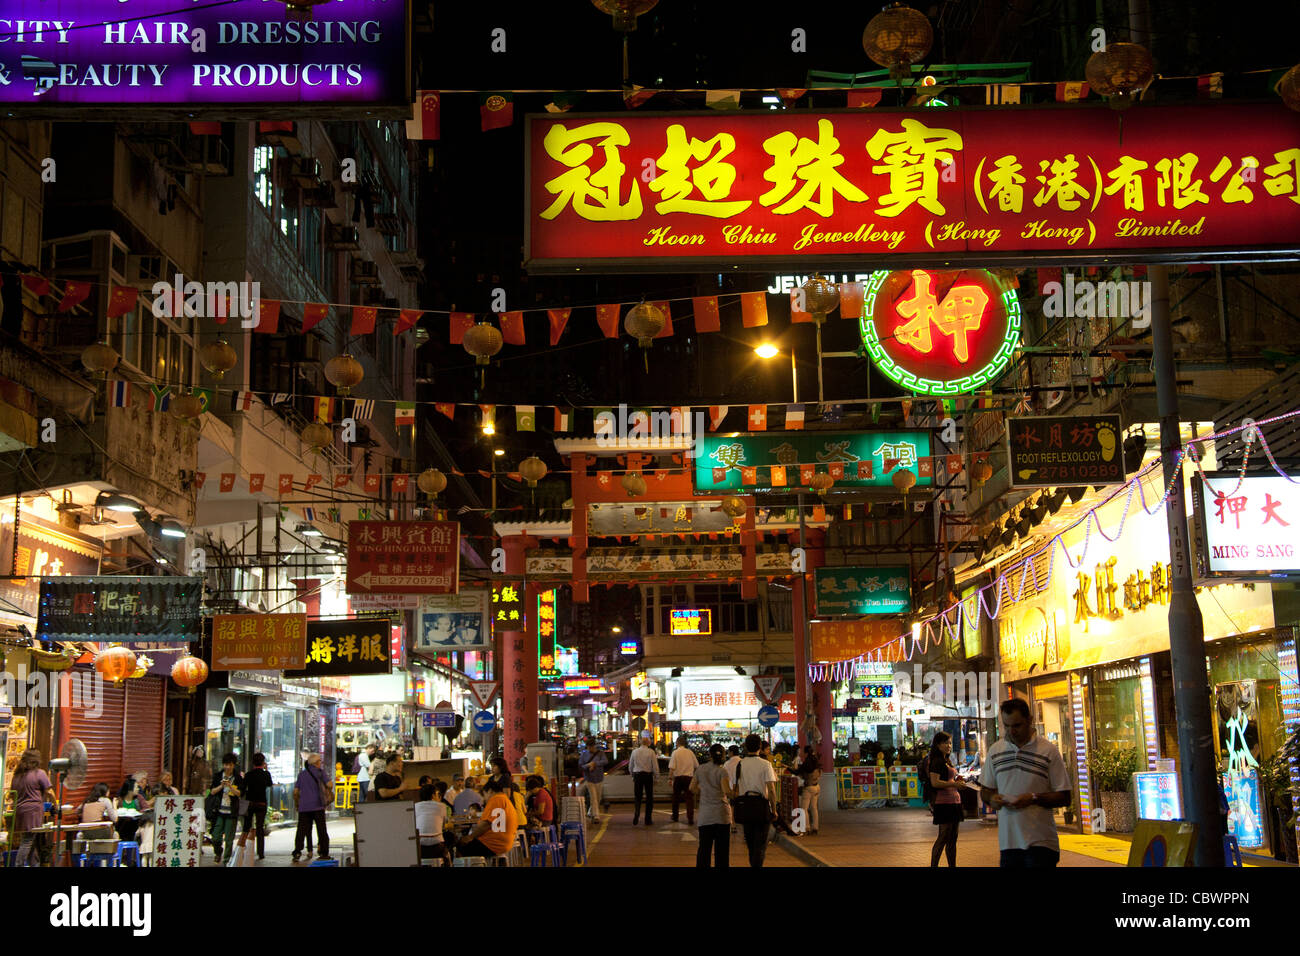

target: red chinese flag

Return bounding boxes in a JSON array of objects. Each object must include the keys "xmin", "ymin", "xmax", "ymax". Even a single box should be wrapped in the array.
[
  {"xmin": 692, "ymin": 296, "xmax": 720, "ymax": 333},
  {"xmin": 829, "ymin": 462, "xmax": 845, "ymax": 480},
  {"xmin": 305, "ymin": 474, "xmax": 322, "ymax": 491},
  {"xmin": 395, "ymin": 309, "xmax": 423, "ymax": 335},
  {"xmin": 364, "ymin": 474, "xmax": 382, "ymax": 493},
  {"xmin": 500, "ymin": 311, "xmax": 526, "ymax": 345},
  {"xmin": 107, "ymin": 284, "xmax": 138, "ymax": 318},
  {"xmin": 278, "ymin": 474, "xmax": 294, "ymax": 494},
  {"xmin": 547, "ymin": 308, "xmax": 570, "ymax": 346},
  {"xmin": 350, "ymin": 306, "xmax": 378, "ymax": 336},
  {"xmin": 800, "ymin": 464, "xmax": 815, "ymax": 484},
  {"xmin": 740, "ymin": 292, "xmax": 768, "ymax": 328},
  {"xmin": 741, "ymin": 466, "xmax": 757, "ymax": 485},
  {"xmin": 838, "ymin": 282, "xmax": 866, "ymax": 320},
  {"xmin": 248, "ymin": 474, "xmax": 265, "ymax": 493},
  {"xmin": 252, "ymin": 298, "xmax": 280, "ymax": 334},
  {"xmin": 57, "ymin": 280, "xmax": 92, "ymax": 313},
  {"xmin": 301, "ymin": 302, "xmax": 328, "ymax": 332},
  {"xmin": 790, "ymin": 290, "xmax": 812, "ymax": 324},
  {"xmin": 194, "ymin": 472, "xmax": 207, "ymax": 489},
  {"xmin": 847, "ymin": 88, "xmax": 883, "ymax": 108},
  {"xmin": 334, "ymin": 473, "xmax": 351, "ymax": 489},
  {"xmin": 652, "ymin": 301, "xmax": 673, "ymax": 338},
  {"xmin": 392, "ymin": 474, "xmax": 410, "ymax": 493},
  {"xmin": 449, "ymin": 312, "xmax": 474, "ymax": 345},
  {"xmin": 435, "ymin": 403, "xmax": 455, "ymax": 420},
  {"xmin": 21, "ymin": 274, "xmax": 50, "ymax": 296},
  {"xmin": 857, "ymin": 460, "xmax": 874, "ymax": 479},
  {"xmin": 596, "ymin": 304, "xmax": 620, "ymax": 338},
  {"xmin": 219, "ymin": 473, "xmax": 236, "ymax": 493}
]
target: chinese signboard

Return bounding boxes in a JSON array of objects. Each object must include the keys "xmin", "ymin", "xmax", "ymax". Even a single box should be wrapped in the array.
[
  {"xmin": 810, "ymin": 619, "xmax": 902, "ymax": 661},
  {"xmin": 538, "ymin": 588, "xmax": 560, "ymax": 678},
  {"xmin": 670, "ymin": 608, "xmax": 712, "ymax": 635},
  {"xmin": 959, "ymin": 585, "xmax": 985, "ymax": 660},
  {"xmin": 860, "ymin": 269, "xmax": 1020, "ymax": 396},
  {"xmin": 1006, "ymin": 414, "xmax": 1125, "ymax": 487},
  {"xmin": 152, "ymin": 796, "xmax": 203, "ymax": 868},
  {"xmin": 338, "ymin": 706, "xmax": 365, "ymax": 724},
  {"xmin": 490, "ymin": 581, "xmax": 525, "ymax": 633},
  {"xmin": 526, "ymin": 106, "xmax": 1300, "ymax": 272},
  {"xmin": 679, "ymin": 678, "xmax": 759, "ymax": 720},
  {"xmin": 0, "ymin": 0, "xmax": 410, "ymax": 114},
  {"xmin": 283, "ymin": 618, "xmax": 392, "ymax": 677},
  {"xmin": 0, "ymin": 512, "xmax": 101, "ymax": 619},
  {"xmin": 815, "ymin": 566, "xmax": 912, "ymax": 615},
  {"xmin": 562, "ymin": 676, "xmax": 602, "ymax": 693},
  {"xmin": 346, "ymin": 520, "xmax": 459, "ymax": 594},
  {"xmin": 693, "ymin": 430, "xmax": 933, "ymax": 493},
  {"xmin": 211, "ymin": 613, "xmax": 307, "ymax": 671},
  {"xmin": 416, "ymin": 591, "xmax": 489, "ymax": 651},
  {"xmin": 1196, "ymin": 474, "xmax": 1299, "ymax": 576},
  {"xmin": 37, "ymin": 576, "xmax": 201, "ymax": 643}
]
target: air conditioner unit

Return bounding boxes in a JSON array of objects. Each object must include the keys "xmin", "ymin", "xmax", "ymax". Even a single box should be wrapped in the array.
[
  {"xmin": 302, "ymin": 182, "xmax": 337, "ymax": 208},
  {"xmin": 325, "ymin": 224, "xmax": 361, "ymax": 250}
]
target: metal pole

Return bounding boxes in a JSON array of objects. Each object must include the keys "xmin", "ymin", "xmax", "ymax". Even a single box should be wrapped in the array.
[
  {"xmin": 1150, "ymin": 264, "xmax": 1222, "ymax": 866},
  {"xmin": 790, "ymin": 349, "xmax": 798, "ymax": 404}
]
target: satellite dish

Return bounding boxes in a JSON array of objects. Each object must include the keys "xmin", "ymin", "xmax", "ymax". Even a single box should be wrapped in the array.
[{"xmin": 49, "ymin": 738, "xmax": 88, "ymax": 789}]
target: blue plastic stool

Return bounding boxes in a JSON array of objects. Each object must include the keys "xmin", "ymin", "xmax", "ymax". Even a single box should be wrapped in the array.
[
  {"xmin": 308, "ymin": 857, "xmax": 338, "ymax": 867},
  {"xmin": 547, "ymin": 841, "xmax": 567, "ymax": 866},
  {"xmin": 528, "ymin": 843, "xmax": 552, "ymax": 867},
  {"xmin": 559, "ymin": 822, "xmax": 587, "ymax": 864},
  {"xmin": 81, "ymin": 848, "xmax": 121, "ymax": 868},
  {"xmin": 1224, "ymin": 835, "xmax": 1243, "ymax": 867},
  {"xmin": 118, "ymin": 841, "xmax": 140, "ymax": 867},
  {"xmin": 1, "ymin": 850, "xmax": 17, "ymax": 868}
]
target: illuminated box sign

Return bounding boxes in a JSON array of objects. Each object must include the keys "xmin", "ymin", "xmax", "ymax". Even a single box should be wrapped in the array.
[
  {"xmin": 525, "ymin": 105, "xmax": 1300, "ymax": 272},
  {"xmin": 563, "ymin": 677, "xmax": 602, "ymax": 692},
  {"xmin": 620, "ymin": 640, "xmax": 640, "ymax": 655},
  {"xmin": 346, "ymin": 521, "xmax": 459, "ymax": 595},
  {"xmin": 337, "ymin": 706, "xmax": 366, "ymax": 725},
  {"xmin": 538, "ymin": 589, "xmax": 560, "ymax": 678},
  {"xmin": 282, "ymin": 618, "xmax": 393, "ymax": 678},
  {"xmin": 0, "ymin": 0, "xmax": 410, "ymax": 114},
  {"xmin": 670, "ymin": 608, "xmax": 712, "ymax": 635},
  {"xmin": 490, "ymin": 582, "xmax": 525, "ymax": 634},
  {"xmin": 1006, "ymin": 414, "xmax": 1125, "ymax": 487},
  {"xmin": 810, "ymin": 618, "xmax": 900, "ymax": 661},
  {"xmin": 1197, "ymin": 475, "xmax": 1300, "ymax": 575},
  {"xmin": 211, "ymin": 613, "xmax": 308, "ymax": 671},
  {"xmin": 694, "ymin": 430, "xmax": 932, "ymax": 493},
  {"xmin": 1133, "ymin": 771, "xmax": 1182, "ymax": 821},
  {"xmin": 37, "ymin": 575, "xmax": 201, "ymax": 643},
  {"xmin": 815, "ymin": 566, "xmax": 911, "ymax": 615}
]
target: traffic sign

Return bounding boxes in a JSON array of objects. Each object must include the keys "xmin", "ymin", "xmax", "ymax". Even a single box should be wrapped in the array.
[
  {"xmin": 629, "ymin": 698, "xmax": 648, "ymax": 716},
  {"xmin": 427, "ymin": 710, "xmax": 458, "ymax": 728},
  {"xmin": 468, "ymin": 681, "xmax": 499, "ymax": 709},
  {"xmin": 472, "ymin": 710, "xmax": 496, "ymax": 733},
  {"xmin": 630, "ymin": 717, "xmax": 646, "ymax": 731},
  {"xmin": 753, "ymin": 675, "xmax": 783, "ymax": 705},
  {"xmin": 757, "ymin": 705, "xmax": 780, "ymax": 728}
]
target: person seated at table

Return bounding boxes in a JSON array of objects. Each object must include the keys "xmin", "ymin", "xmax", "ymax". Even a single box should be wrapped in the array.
[
  {"xmin": 114, "ymin": 777, "xmax": 147, "ymax": 843},
  {"xmin": 452, "ymin": 776, "xmax": 483, "ymax": 815},
  {"xmin": 373, "ymin": 754, "xmax": 405, "ymax": 801},
  {"xmin": 414, "ymin": 783, "xmax": 450, "ymax": 865},
  {"xmin": 447, "ymin": 773, "xmax": 466, "ymax": 803},
  {"xmin": 524, "ymin": 775, "xmax": 555, "ymax": 831},
  {"xmin": 455, "ymin": 777, "xmax": 518, "ymax": 860},
  {"xmin": 417, "ymin": 775, "xmax": 434, "ymax": 789},
  {"xmin": 151, "ymin": 772, "xmax": 180, "ymax": 799},
  {"xmin": 80, "ymin": 783, "xmax": 118, "ymax": 825}
]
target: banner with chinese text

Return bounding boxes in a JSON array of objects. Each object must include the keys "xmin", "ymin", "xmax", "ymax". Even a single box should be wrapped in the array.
[
  {"xmin": 815, "ymin": 566, "xmax": 912, "ymax": 615},
  {"xmin": 693, "ymin": 430, "xmax": 932, "ymax": 492},
  {"xmin": 211, "ymin": 614, "xmax": 307, "ymax": 671},
  {"xmin": 283, "ymin": 618, "xmax": 393, "ymax": 677},
  {"xmin": 37, "ymin": 576, "xmax": 201, "ymax": 643},
  {"xmin": 346, "ymin": 520, "xmax": 459, "ymax": 594}
]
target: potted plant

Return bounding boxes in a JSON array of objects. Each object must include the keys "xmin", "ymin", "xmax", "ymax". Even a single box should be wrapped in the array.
[
  {"xmin": 1259, "ymin": 730, "xmax": 1299, "ymax": 864},
  {"xmin": 1087, "ymin": 747, "xmax": 1139, "ymax": 833}
]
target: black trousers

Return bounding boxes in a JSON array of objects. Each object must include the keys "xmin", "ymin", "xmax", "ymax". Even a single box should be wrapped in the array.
[
  {"xmin": 742, "ymin": 820, "xmax": 770, "ymax": 867},
  {"xmin": 696, "ymin": 823, "xmax": 731, "ymax": 868},
  {"xmin": 632, "ymin": 772, "xmax": 654, "ymax": 823},
  {"xmin": 999, "ymin": 847, "xmax": 1060, "ymax": 867},
  {"xmin": 293, "ymin": 809, "xmax": 328, "ymax": 857},
  {"xmin": 242, "ymin": 804, "xmax": 268, "ymax": 857},
  {"xmin": 671, "ymin": 776, "xmax": 694, "ymax": 822}
]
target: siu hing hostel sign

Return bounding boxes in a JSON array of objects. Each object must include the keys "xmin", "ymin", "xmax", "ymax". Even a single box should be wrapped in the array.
[
  {"xmin": 526, "ymin": 105, "xmax": 1300, "ymax": 271},
  {"xmin": 0, "ymin": 0, "xmax": 410, "ymax": 112}
]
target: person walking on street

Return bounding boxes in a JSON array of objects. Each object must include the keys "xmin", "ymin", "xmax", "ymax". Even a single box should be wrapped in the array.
[
  {"xmin": 355, "ymin": 744, "xmax": 376, "ymax": 803},
  {"xmin": 690, "ymin": 744, "xmax": 732, "ymax": 868},
  {"xmin": 241, "ymin": 752, "xmax": 273, "ymax": 861},
  {"xmin": 979, "ymin": 699, "xmax": 1071, "ymax": 867},
  {"xmin": 292, "ymin": 753, "xmax": 332, "ymax": 862},
  {"xmin": 726, "ymin": 734, "xmax": 778, "ymax": 868},
  {"xmin": 10, "ymin": 749, "xmax": 54, "ymax": 866},
  {"xmin": 628, "ymin": 736, "xmax": 658, "ymax": 826},
  {"xmin": 669, "ymin": 737, "xmax": 699, "ymax": 825},
  {"xmin": 793, "ymin": 745, "xmax": 822, "ymax": 836},
  {"xmin": 208, "ymin": 753, "xmax": 243, "ymax": 864},
  {"xmin": 927, "ymin": 732, "xmax": 968, "ymax": 866},
  {"xmin": 582, "ymin": 741, "xmax": 608, "ymax": 823}
]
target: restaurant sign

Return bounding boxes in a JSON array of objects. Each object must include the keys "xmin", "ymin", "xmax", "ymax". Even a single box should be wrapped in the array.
[
  {"xmin": 0, "ymin": 0, "xmax": 411, "ymax": 114},
  {"xmin": 525, "ymin": 105, "xmax": 1300, "ymax": 272},
  {"xmin": 815, "ymin": 566, "xmax": 911, "ymax": 615},
  {"xmin": 1006, "ymin": 414, "xmax": 1125, "ymax": 488},
  {"xmin": 283, "ymin": 618, "xmax": 393, "ymax": 678},
  {"xmin": 37, "ymin": 575, "xmax": 201, "ymax": 643},
  {"xmin": 0, "ymin": 511, "xmax": 101, "ymax": 619},
  {"xmin": 693, "ymin": 430, "xmax": 932, "ymax": 493}
]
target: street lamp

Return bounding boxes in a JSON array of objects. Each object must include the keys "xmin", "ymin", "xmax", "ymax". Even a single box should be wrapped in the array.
[{"xmin": 754, "ymin": 342, "xmax": 799, "ymax": 403}]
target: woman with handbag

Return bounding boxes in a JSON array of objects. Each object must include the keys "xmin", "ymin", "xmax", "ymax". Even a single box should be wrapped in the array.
[
  {"xmin": 927, "ymin": 732, "xmax": 968, "ymax": 867},
  {"xmin": 292, "ymin": 752, "xmax": 332, "ymax": 863},
  {"xmin": 725, "ymin": 734, "xmax": 778, "ymax": 868}
]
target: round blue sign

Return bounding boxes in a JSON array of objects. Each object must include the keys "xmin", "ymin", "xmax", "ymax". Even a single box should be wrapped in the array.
[
  {"xmin": 472, "ymin": 710, "xmax": 496, "ymax": 733},
  {"xmin": 757, "ymin": 705, "xmax": 780, "ymax": 728}
]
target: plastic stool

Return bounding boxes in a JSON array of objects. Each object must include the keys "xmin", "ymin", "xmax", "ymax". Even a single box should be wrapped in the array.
[
  {"xmin": 548, "ymin": 841, "xmax": 567, "ymax": 866},
  {"xmin": 1223, "ymin": 835, "xmax": 1243, "ymax": 867},
  {"xmin": 1, "ymin": 851, "xmax": 16, "ymax": 868},
  {"xmin": 560, "ymin": 822, "xmax": 587, "ymax": 863},
  {"xmin": 529, "ymin": 843, "xmax": 552, "ymax": 867},
  {"xmin": 308, "ymin": 857, "xmax": 338, "ymax": 867},
  {"xmin": 118, "ymin": 841, "xmax": 140, "ymax": 867}
]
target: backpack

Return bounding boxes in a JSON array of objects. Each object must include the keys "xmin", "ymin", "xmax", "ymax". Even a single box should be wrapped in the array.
[{"xmin": 918, "ymin": 755, "xmax": 934, "ymax": 805}]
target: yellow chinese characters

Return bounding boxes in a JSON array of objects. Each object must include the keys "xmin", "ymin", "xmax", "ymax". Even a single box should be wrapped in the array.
[
  {"xmin": 1154, "ymin": 153, "xmax": 1209, "ymax": 209},
  {"xmin": 650, "ymin": 123, "xmax": 750, "ymax": 217},
  {"xmin": 1263, "ymin": 148, "xmax": 1300, "ymax": 205},
  {"xmin": 987, "ymin": 155, "xmax": 1026, "ymax": 213},
  {"xmin": 1034, "ymin": 154, "xmax": 1091, "ymax": 211},
  {"xmin": 1209, "ymin": 156, "xmax": 1258, "ymax": 204},
  {"xmin": 1103, "ymin": 155, "xmax": 1149, "ymax": 210},
  {"xmin": 761, "ymin": 118, "xmax": 868, "ymax": 216},
  {"xmin": 865, "ymin": 118, "xmax": 963, "ymax": 217},
  {"xmin": 540, "ymin": 122, "xmax": 643, "ymax": 221},
  {"xmin": 894, "ymin": 271, "xmax": 988, "ymax": 364}
]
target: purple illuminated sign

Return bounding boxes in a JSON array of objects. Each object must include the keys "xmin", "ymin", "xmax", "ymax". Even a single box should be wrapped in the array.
[{"xmin": 0, "ymin": 0, "xmax": 409, "ymax": 111}]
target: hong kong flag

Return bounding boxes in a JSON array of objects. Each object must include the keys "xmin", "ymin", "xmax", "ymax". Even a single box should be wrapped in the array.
[
  {"xmin": 857, "ymin": 460, "xmax": 874, "ymax": 479},
  {"xmin": 305, "ymin": 474, "xmax": 322, "ymax": 491},
  {"xmin": 741, "ymin": 466, "xmax": 757, "ymax": 485},
  {"xmin": 800, "ymin": 464, "xmax": 815, "ymax": 484},
  {"xmin": 58, "ymin": 280, "xmax": 92, "ymax": 312},
  {"xmin": 829, "ymin": 462, "xmax": 845, "ymax": 480},
  {"xmin": 392, "ymin": 474, "xmax": 410, "ymax": 493},
  {"xmin": 194, "ymin": 473, "xmax": 207, "ymax": 489},
  {"xmin": 219, "ymin": 473, "xmax": 236, "ymax": 493},
  {"xmin": 712, "ymin": 467, "xmax": 727, "ymax": 483},
  {"xmin": 364, "ymin": 474, "xmax": 382, "ymax": 493},
  {"xmin": 107, "ymin": 284, "xmax": 138, "ymax": 318},
  {"xmin": 248, "ymin": 474, "xmax": 265, "ymax": 493},
  {"xmin": 334, "ymin": 473, "xmax": 351, "ymax": 489},
  {"xmin": 278, "ymin": 474, "xmax": 294, "ymax": 494}
]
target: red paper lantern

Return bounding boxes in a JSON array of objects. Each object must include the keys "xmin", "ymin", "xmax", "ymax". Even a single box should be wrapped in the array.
[
  {"xmin": 171, "ymin": 655, "xmax": 209, "ymax": 693},
  {"xmin": 95, "ymin": 645, "xmax": 137, "ymax": 683}
]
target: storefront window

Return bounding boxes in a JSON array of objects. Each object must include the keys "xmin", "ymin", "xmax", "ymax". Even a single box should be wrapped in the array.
[
  {"xmin": 257, "ymin": 705, "xmax": 300, "ymax": 820},
  {"xmin": 1091, "ymin": 664, "xmax": 1147, "ymax": 752},
  {"xmin": 1208, "ymin": 636, "xmax": 1288, "ymax": 769}
]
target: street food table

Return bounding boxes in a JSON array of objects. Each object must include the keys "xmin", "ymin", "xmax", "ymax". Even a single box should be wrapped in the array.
[{"xmin": 30, "ymin": 820, "xmax": 115, "ymax": 867}]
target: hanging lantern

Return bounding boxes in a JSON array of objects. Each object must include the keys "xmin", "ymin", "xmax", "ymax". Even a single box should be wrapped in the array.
[
  {"xmin": 971, "ymin": 459, "xmax": 993, "ymax": 486},
  {"xmin": 417, "ymin": 468, "xmax": 447, "ymax": 497},
  {"xmin": 591, "ymin": 0, "xmax": 658, "ymax": 32},
  {"xmin": 1084, "ymin": 42, "xmax": 1153, "ymax": 110},
  {"xmin": 624, "ymin": 301, "xmax": 666, "ymax": 372},
  {"xmin": 800, "ymin": 274, "xmax": 841, "ymax": 325},
  {"xmin": 129, "ymin": 655, "xmax": 155, "ymax": 680},
  {"xmin": 1279, "ymin": 65, "xmax": 1300, "ymax": 111},
  {"xmin": 95, "ymin": 645, "xmax": 137, "ymax": 684},
  {"xmin": 199, "ymin": 339, "xmax": 237, "ymax": 378},
  {"xmin": 169, "ymin": 391, "xmax": 205, "ymax": 420},
  {"xmin": 301, "ymin": 421, "xmax": 332, "ymax": 451},
  {"xmin": 808, "ymin": 472, "xmax": 835, "ymax": 497},
  {"xmin": 171, "ymin": 655, "xmax": 209, "ymax": 694},
  {"xmin": 892, "ymin": 468, "xmax": 917, "ymax": 498},
  {"xmin": 463, "ymin": 322, "xmax": 503, "ymax": 366},
  {"xmin": 324, "ymin": 353, "xmax": 364, "ymax": 395},
  {"xmin": 862, "ymin": 3, "xmax": 933, "ymax": 82},
  {"xmin": 720, "ymin": 496, "xmax": 746, "ymax": 519},
  {"xmin": 621, "ymin": 472, "xmax": 647, "ymax": 497},
  {"xmin": 81, "ymin": 341, "xmax": 119, "ymax": 378},
  {"xmin": 280, "ymin": 0, "xmax": 332, "ymax": 20},
  {"xmin": 519, "ymin": 456, "xmax": 548, "ymax": 488}
]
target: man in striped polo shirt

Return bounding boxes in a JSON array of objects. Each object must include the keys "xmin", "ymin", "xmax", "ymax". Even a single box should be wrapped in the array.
[{"xmin": 979, "ymin": 698, "xmax": 1072, "ymax": 867}]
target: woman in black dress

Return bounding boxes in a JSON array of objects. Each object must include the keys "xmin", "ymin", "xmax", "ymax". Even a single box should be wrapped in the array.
[{"xmin": 927, "ymin": 732, "xmax": 968, "ymax": 867}]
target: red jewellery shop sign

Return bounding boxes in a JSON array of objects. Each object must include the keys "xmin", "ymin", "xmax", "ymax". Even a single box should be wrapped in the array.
[
  {"xmin": 524, "ymin": 104, "xmax": 1300, "ymax": 271},
  {"xmin": 346, "ymin": 521, "xmax": 459, "ymax": 595}
]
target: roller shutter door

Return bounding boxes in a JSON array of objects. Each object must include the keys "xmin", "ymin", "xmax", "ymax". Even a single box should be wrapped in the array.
[
  {"xmin": 64, "ymin": 674, "xmax": 126, "ymax": 806},
  {"xmin": 121, "ymin": 676, "xmax": 164, "ymax": 785}
]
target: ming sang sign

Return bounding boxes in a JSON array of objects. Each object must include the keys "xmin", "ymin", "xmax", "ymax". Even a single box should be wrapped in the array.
[{"xmin": 525, "ymin": 105, "xmax": 1300, "ymax": 271}]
